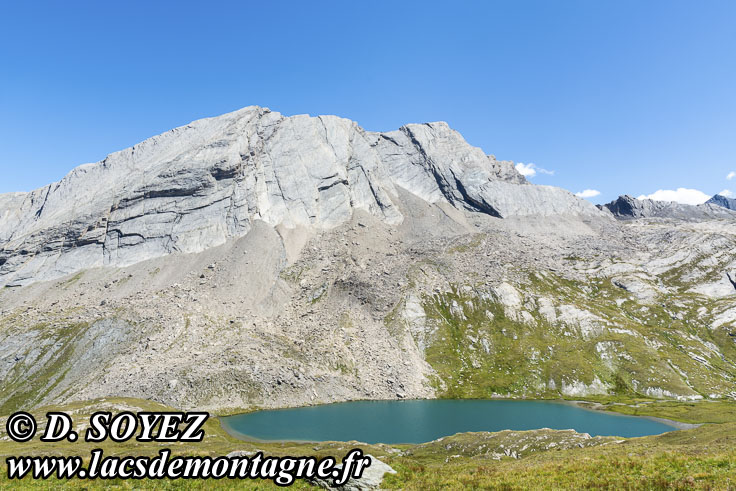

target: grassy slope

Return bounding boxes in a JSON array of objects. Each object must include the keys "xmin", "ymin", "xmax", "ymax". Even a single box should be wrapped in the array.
[
  {"xmin": 411, "ymin": 266, "xmax": 736, "ymax": 401},
  {"xmin": 601, "ymin": 400, "xmax": 736, "ymax": 424},
  {"xmin": 385, "ymin": 424, "xmax": 736, "ymax": 489}
]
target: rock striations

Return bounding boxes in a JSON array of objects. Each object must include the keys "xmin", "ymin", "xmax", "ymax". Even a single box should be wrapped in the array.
[{"xmin": 0, "ymin": 106, "xmax": 603, "ymax": 288}]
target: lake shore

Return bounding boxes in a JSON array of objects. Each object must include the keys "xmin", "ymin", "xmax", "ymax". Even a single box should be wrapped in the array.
[{"xmin": 564, "ymin": 399, "xmax": 702, "ymax": 430}]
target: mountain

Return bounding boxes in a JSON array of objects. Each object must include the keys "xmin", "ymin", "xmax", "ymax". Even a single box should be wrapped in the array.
[
  {"xmin": 707, "ymin": 193, "xmax": 736, "ymax": 211},
  {"xmin": 1, "ymin": 106, "xmax": 736, "ymax": 415},
  {"xmin": 600, "ymin": 194, "xmax": 736, "ymax": 220},
  {"xmin": 0, "ymin": 106, "xmax": 603, "ymax": 288}
]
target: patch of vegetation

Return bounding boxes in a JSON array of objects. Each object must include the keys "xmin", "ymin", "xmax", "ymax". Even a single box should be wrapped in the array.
[
  {"xmin": 602, "ymin": 400, "xmax": 736, "ymax": 424},
  {"xmin": 562, "ymin": 255, "xmax": 585, "ymax": 261},
  {"xmin": 447, "ymin": 234, "xmax": 484, "ymax": 254},
  {"xmin": 420, "ymin": 282, "xmax": 634, "ymax": 399},
  {"xmin": 383, "ymin": 299, "xmax": 406, "ymax": 339},
  {"xmin": 278, "ymin": 264, "xmax": 305, "ymax": 283},
  {"xmin": 0, "ymin": 322, "xmax": 90, "ymax": 415},
  {"xmin": 309, "ymin": 284, "xmax": 328, "ymax": 304},
  {"xmin": 116, "ymin": 274, "xmax": 132, "ymax": 287},
  {"xmin": 60, "ymin": 271, "xmax": 84, "ymax": 289},
  {"xmin": 414, "ymin": 264, "xmax": 736, "ymax": 402}
]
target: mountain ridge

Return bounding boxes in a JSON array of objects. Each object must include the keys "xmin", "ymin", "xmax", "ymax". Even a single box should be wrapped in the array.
[
  {"xmin": 0, "ymin": 105, "xmax": 605, "ymax": 288},
  {"xmin": 707, "ymin": 193, "xmax": 736, "ymax": 211},
  {"xmin": 599, "ymin": 194, "xmax": 736, "ymax": 221}
]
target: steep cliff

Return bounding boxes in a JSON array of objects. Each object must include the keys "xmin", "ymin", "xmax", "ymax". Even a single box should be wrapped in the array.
[{"xmin": 0, "ymin": 107, "xmax": 604, "ymax": 287}]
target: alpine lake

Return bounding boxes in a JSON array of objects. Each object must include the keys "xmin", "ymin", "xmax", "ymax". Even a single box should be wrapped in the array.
[{"xmin": 221, "ymin": 399, "xmax": 677, "ymax": 444}]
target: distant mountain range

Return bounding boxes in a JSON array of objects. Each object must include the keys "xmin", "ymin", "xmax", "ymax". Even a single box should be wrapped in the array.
[
  {"xmin": 599, "ymin": 194, "xmax": 736, "ymax": 220},
  {"xmin": 706, "ymin": 193, "xmax": 736, "ymax": 210}
]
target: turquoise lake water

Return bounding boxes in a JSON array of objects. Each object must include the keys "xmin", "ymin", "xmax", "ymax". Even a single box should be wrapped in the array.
[{"xmin": 221, "ymin": 399, "xmax": 677, "ymax": 444}]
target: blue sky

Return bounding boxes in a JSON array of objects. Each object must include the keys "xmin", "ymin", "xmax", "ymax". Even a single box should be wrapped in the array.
[{"xmin": 1, "ymin": 1, "xmax": 734, "ymax": 204}]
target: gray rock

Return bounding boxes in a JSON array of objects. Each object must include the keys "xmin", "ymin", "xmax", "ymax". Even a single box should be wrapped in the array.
[
  {"xmin": 0, "ymin": 318, "xmax": 138, "ymax": 409},
  {"xmin": 0, "ymin": 106, "xmax": 604, "ymax": 288},
  {"xmin": 706, "ymin": 193, "xmax": 736, "ymax": 211},
  {"xmin": 309, "ymin": 454, "xmax": 396, "ymax": 490},
  {"xmin": 600, "ymin": 195, "xmax": 736, "ymax": 221},
  {"xmin": 226, "ymin": 450, "xmax": 260, "ymax": 458}
]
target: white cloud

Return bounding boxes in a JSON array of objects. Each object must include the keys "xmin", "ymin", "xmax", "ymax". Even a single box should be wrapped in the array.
[
  {"xmin": 727, "ymin": 171, "xmax": 735, "ymax": 180},
  {"xmin": 718, "ymin": 189, "xmax": 733, "ymax": 197},
  {"xmin": 575, "ymin": 189, "xmax": 601, "ymax": 199},
  {"xmin": 515, "ymin": 162, "xmax": 554, "ymax": 178},
  {"xmin": 515, "ymin": 163, "xmax": 536, "ymax": 177},
  {"xmin": 636, "ymin": 188, "xmax": 710, "ymax": 206}
]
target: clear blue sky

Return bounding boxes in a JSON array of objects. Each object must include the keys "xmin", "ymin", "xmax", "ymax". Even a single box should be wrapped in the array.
[{"xmin": 1, "ymin": 1, "xmax": 734, "ymax": 204}]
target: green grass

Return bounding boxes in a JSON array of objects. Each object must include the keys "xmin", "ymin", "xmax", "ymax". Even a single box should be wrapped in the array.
[
  {"xmin": 0, "ymin": 322, "xmax": 90, "ymax": 415},
  {"xmin": 446, "ymin": 234, "xmax": 484, "ymax": 254},
  {"xmin": 602, "ymin": 400, "xmax": 736, "ymax": 424},
  {"xmin": 60, "ymin": 271, "xmax": 84, "ymax": 289},
  {"xmin": 408, "ymin": 267, "xmax": 736, "ymax": 402}
]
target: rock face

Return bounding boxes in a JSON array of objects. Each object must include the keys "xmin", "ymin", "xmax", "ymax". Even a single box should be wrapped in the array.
[
  {"xmin": 600, "ymin": 195, "xmax": 736, "ymax": 221},
  {"xmin": 707, "ymin": 193, "xmax": 736, "ymax": 211},
  {"xmin": 0, "ymin": 106, "xmax": 604, "ymax": 288},
  {"xmin": 308, "ymin": 454, "xmax": 396, "ymax": 490}
]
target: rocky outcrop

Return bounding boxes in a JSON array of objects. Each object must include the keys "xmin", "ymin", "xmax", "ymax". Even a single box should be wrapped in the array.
[
  {"xmin": 0, "ymin": 106, "xmax": 604, "ymax": 287},
  {"xmin": 706, "ymin": 193, "xmax": 736, "ymax": 211},
  {"xmin": 308, "ymin": 455, "xmax": 396, "ymax": 490},
  {"xmin": 600, "ymin": 195, "xmax": 736, "ymax": 221}
]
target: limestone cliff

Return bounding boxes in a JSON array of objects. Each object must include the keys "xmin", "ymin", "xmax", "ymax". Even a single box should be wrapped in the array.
[{"xmin": 0, "ymin": 106, "xmax": 604, "ymax": 287}]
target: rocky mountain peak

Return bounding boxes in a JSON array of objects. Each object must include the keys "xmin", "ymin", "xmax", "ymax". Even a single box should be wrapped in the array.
[
  {"xmin": 706, "ymin": 193, "xmax": 736, "ymax": 211},
  {"xmin": 600, "ymin": 194, "xmax": 736, "ymax": 221},
  {"xmin": 0, "ymin": 106, "xmax": 604, "ymax": 287}
]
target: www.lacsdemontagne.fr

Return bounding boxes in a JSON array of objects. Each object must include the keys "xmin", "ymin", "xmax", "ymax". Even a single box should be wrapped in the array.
[{"xmin": 7, "ymin": 449, "xmax": 371, "ymax": 486}]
